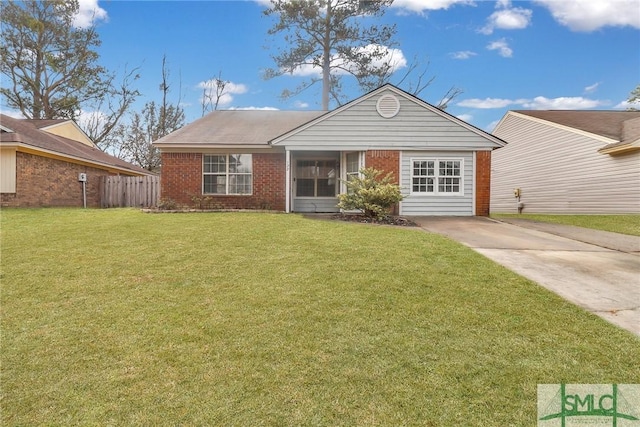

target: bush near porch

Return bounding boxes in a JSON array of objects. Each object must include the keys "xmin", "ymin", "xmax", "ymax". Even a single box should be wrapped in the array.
[{"xmin": 2, "ymin": 209, "xmax": 638, "ymax": 426}]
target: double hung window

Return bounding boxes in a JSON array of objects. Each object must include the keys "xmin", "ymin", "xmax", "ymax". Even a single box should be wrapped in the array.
[
  {"xmin": 411, "ymin": 159, "xmax": 463, "ymax": 195},
  {"xmin": 345, "ymin": 152, "xmax": 360, "ymax": 194},
  {"xmin": 203, "ymin": 154, "xmax": 252, "ymax": 195}
]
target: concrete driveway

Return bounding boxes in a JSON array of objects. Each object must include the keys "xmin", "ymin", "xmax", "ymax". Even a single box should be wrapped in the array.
[{"xmin": 412, "ymin": 216, "xmax": 640, "ymax": 336}]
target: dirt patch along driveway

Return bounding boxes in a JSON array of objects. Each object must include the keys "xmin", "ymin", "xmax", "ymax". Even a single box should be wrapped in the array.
[{"xmin": 412, "ymin": 216, "xmax": 640, "ymax": 337}]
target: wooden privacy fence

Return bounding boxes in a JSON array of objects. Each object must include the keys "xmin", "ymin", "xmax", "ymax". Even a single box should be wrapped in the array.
[{"xmin": 101, "ymin": 175, "xmax": 159, "ymax": 208}]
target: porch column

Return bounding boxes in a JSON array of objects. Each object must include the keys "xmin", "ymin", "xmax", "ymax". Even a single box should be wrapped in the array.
[{"xmin": 285, "ymin": 149, "xmax": 291, "ymax": 213}]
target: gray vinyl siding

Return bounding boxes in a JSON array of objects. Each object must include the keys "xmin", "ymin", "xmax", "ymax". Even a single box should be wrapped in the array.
[
  {"xmin": 400, "ymin": 151, "xmax": 474, "ymax": 216},
  {"xmin": 278, "ymin": 89, "xmax": 500, "ymax": 151},
  {"xmin": 293, "ymin": 197, "xmax": 339, "ymax": 213},
  {"xmin": 491, "ymin": 113, "xmax": 640, "ymax": 214}
]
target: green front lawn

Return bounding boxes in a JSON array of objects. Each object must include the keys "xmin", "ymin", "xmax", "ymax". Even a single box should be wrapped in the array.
[
  {"xmin": 2, "ymin": 209, "xmax": 638, "ymax": 426},
  {"xmin": 492, "ymin": 213, "xmax": 640, "ymax": 236}
]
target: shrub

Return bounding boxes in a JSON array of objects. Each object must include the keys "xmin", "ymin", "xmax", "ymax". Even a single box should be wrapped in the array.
[
  {"xmin": 157, "ymin": 197, "xmax": 178, "ymax": 210},
  {"xmin": 337, "ymin": 167, "xmax": 403, "ymax": 220}
]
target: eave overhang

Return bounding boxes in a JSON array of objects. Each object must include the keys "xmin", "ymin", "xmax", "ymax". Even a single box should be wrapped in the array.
[{"xmin": 0, "ymin": 141, "xmax": 152, "ymax": 176}]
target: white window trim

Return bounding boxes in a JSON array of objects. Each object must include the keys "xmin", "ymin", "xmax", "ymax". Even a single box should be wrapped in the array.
[
  {"xmin": 410, "ymin": 157, "xmax": 464, "ymax": 196},
  {"xmin": 202, "ymin": 154, "xmax": 253, "ymax": 196}
]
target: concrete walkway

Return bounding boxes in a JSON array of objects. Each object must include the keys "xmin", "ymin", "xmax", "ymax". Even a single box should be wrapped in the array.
[{"xmin": 411, "ymin": 216, "xmax": 640, "ymax": 336}]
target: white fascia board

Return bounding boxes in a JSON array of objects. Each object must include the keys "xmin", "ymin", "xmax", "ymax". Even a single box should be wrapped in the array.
[
  {"xmin": 285, "ymin": 145, "xmax": 492, "ymax": 152},
  {"xmin": 154, "ymin": 143, "xmax": 276, "ymax": 151}
]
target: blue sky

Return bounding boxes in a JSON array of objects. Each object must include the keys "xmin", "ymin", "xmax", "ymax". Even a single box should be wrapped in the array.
[{"xmin": 16, "ymin": 1, "xmax": 640, "ymax": 131}]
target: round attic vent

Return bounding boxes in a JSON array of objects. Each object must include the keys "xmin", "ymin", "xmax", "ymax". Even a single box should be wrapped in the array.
[{"xmin": 376, "ymin": 94, "xmax": 400, "ymax": 118}]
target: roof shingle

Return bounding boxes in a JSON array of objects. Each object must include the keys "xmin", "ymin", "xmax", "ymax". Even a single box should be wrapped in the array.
[
  {"xmin": 514, "ymin": 110, "xmax": 640, "ymax": 142},
  {"xmin": 153, "ymin": 110, "xmax": 325, "ymax": 146}
]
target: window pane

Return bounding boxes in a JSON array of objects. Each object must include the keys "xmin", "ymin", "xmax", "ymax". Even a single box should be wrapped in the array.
[
  {"xmin": 412, "ymin": 177, "xmax": 425, "ymax": 192},
  {"xmin": 318, "ymin": 161, "xmax": 336, "ymax": 188},
  {"xmin": 229, "ymin": 154, "xmax": 252, "ymax": 174},
  {"xmin": 317, "ymin": 178, "xmax": 335, "ymax": 197},
  {"xmin": 204, "ymin": 175, "xmax": 226, "ymax": 194},
  {"xmin": 439, "ymin": 160, "xmax": 460, "ymax": 177},
  {"xmin": 296, "ymin": 178, "xmax": 314, "ymax": 197},
  {"xmin": 229, "ymin": 174, "xmax": 252, "ymax": 194},
  {"xmin": 297, "ymin": 160, "xmax": 316, "ymax": 178},
  {"xmin": 346, "ymin": 152, "xmax": 359, "ymax": 174},
  {"xmin": 204, "ymin": 155, "xmax": 226, "ymax": 174},
  {"xmin": 412, "ymin": 177, "xmax": 434, "ymax": 193},
  {"xmin": 439, "ymin": 177, "xmax": 460, "ymax": 193}
]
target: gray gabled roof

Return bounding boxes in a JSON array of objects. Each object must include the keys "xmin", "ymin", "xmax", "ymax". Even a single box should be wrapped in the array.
[
  {"xmin": 153, "ymin": 110, "xmax": 325, "ymax": 148},
  {"xmin": 0, "ymin": 114, "xmax": 152, "ymax": 175}
]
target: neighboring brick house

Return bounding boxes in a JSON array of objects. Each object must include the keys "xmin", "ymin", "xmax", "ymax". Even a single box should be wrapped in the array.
[
  {"xmin": 154, "ymin": 84, "xmax": 505, "ymax": 216},
  {"xmin": 1, "ymin": 114, "xmax": 152, "ymax": 208}
]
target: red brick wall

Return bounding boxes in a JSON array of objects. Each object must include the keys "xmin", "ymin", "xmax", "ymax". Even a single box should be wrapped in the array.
[
  {"xmin": 365, "ymin": 150, "xmax": 401, "ymax": 214},
  {"xmin": 0, "ymin": 151, "xmax": 122, "ymax": 208},
  {"xmin": 364, "ymin": 150, "xmax": 400, "ymax": 183},
  {"xmin": 160, "ymin": 152, "xmax": 286, "ymax": 210},
  {"xmin": 475, "ymin": 151, "xmax": 491, "ymax": 216}
]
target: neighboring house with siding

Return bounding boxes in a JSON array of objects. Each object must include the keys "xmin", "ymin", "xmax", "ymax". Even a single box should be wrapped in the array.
[
  {"xmin": 154, "ymin": 84, "xmax": 505, "ymax": 216},
  {"xmin": 0, "ymin": 114, "xmax": 152, "ymax": 208},
  {"xmin": 491, "ymin": 110, "xmax": 640, "ymax": 214}
]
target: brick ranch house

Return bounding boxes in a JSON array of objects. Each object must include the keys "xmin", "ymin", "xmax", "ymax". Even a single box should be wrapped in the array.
[
  {"xmin": 153, "ymin": 84, "xmax": 506, "ymax": 216},
  {"xmin": 1, "ymin": 114, "xmax": 152, "ymax": 208}
]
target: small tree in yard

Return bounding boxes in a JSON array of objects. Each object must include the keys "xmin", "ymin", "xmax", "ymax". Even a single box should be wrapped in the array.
[{"xmin": 338, "ymin": 167, "xmax": 403, "ymax": 220}]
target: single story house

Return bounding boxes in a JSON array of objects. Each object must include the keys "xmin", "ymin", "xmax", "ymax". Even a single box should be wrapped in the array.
[
  {"xmin": 491, "ymin": 110, "xmax": 640, "ymax": 214},
  {"xmin": 153, "ymin": 84, "xmax": 506, "ymax": 216},
  {"xmin": 0, "ymin": 114, "xmax": 152, "ymax": 208}
]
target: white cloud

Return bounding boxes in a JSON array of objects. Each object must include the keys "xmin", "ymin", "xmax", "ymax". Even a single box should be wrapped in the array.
[
  {"xmin": 584, "ymin": 82, "xmax": 600, "ymax": 93},
  {"xmin": 73, "ymin": 0, "xmax": 108, "ymax": 29},
  {"xmin": 391, "ymin": 0, "xmax": 475, "ymax": 15},
  {"xmin": 614, "ymin": 99, "xmax": 640, "ymax": 109},
  {"xmin": 449, "ymin": 50, "xmax": 477, "ymax": 59},
  {"xmin": 75, "ymin": 109, "xmax": 107, "ymax": 132},
  {"xmin": 457, "ymin": 96, "xmax": 607, "ymax": 109},
  {"xmin": 522, "ymin": 96, "xmax": 606, "ymax": 109},
  {"xmin": 456, "ymin": 113, "xmax": 473, "ymax": 122},
  {"xmin": 293, "ymin": 100, "xmax": 309, "ymax": 108},
  {"xmin": 198, "ymin": 80, "xmax": 248, "ymax": 107},
  {"xmin": 534, "ymin": 0, "xmax": 640, "ymax": 31},
  {"xmin": 288, "ymin": 45, "xmax": 407, "ymax": 77},
  {"xmin": 486, "ymin": 38, "xmax": 513, "ymax": 57},
  {"xmin": 480, "ymin": 4, "xmax": 532, "ymax": 34}
]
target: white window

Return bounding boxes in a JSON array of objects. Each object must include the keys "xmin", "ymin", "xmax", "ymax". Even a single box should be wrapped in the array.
[
  {"xmin": 411, "ymin": 159, "xmax": 463, "ymax": 195},
  {"xmin": 345, "ymin": 152, "xmax": 360, "ymax": 194},
  {"xmin": 203, "ymin": 154, "xmax": 252, "ymax": 195}
]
